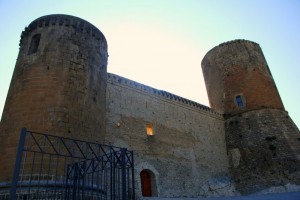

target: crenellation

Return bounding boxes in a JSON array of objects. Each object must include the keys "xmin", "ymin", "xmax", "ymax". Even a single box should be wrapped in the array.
[
  {"xmin": 107, "ymin": 73, "xmax": 221, "ymax": 116},
  {"xmin": 0, "ymin": 14, "xmax": 299, "ymax": 199},
  {"xmin": 19, "ymin": 15, "xmax": 107, "ymax": 49},
  {"xmin": 218, "ymin": 39, "xmax": 259, "ymax": 48}
]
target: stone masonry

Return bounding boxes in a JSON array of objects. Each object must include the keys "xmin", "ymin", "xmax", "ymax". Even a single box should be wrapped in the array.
[
  {"xmin": 202, "ymin": 40, "xmax": 300, "ymax": 195},
  {"xmin": 0, "ymin": 14, "xmax": 108, "ymax": 183},
  {"xmin": 201, "ymin": 40, "xmax": 284, "ymax": 115},
  {"xmin": 0, "ymin": 15, "xmax": 299, "ymax": 198},
  {"xmin": 105, "ymin": 73, "xmax": 229, "ymax": 197}
]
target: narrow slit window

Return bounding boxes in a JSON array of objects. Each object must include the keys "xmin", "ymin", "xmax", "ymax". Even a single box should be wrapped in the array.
[
  {"xmin": 236, "ymin": 95, "xmax": 244, "ymax": 108},
  {"xmin": 146, "ymin": 124, "xmax": 154, "ymax": 136},
  {"xmin": 28, "ymin": 34, "xmax": 41, "ymax": 55}
]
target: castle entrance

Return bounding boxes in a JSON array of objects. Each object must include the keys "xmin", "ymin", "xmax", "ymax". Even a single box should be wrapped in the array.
[{"xmin": 140, "ymin": 170, "xmax": 152, "ymax": 197}]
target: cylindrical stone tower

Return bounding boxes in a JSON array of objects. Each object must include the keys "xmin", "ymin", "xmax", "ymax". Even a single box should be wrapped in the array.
[
  {"xmin": 202, "ymin": 40, "xmax": 300, "ymax": 194},
  {"xmin": 0, "ymin": 14, "xmax": 108, "ymax": 182},
  {"xmin": 201, "ymin": 39, "xmax": 284, "ymax": 115}
]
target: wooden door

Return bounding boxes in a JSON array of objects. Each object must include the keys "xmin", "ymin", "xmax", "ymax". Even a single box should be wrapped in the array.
[{"xmin": 140, "ymin": 170, "xmax": 152, "ymax": 197}]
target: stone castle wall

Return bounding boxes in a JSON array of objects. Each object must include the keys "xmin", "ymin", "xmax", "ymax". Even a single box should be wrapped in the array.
[
  {"xmin": 226, "ymin": 109, "xmax": 300, "ymax": 194},
  {"xmin": 0, "ymin": 14, "xmax": 299, "ymax": 198},
  {"xmin": 0, "ymin": 15, "xmax": 108, "ymax": 182},
  {"xmin": 105, "ymin": 73, "xmax": 230, "ymax": 197},
  {"xmin": 202, "ymin": 39, "xmax": 300, "ymax": 195}
]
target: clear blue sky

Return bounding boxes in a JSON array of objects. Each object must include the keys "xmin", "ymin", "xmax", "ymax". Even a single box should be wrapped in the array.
[{"xmin": 0, "ymin": 0, "xmax": 299, "ymax": 128}]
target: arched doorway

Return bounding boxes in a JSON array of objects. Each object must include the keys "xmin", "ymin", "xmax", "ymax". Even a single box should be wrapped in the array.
[{"xmin": 140, "ymin": 170, "xmax": 152, "ymax": 197}]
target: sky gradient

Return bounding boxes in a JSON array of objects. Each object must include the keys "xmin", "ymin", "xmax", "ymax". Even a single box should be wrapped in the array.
[{"xmin": 0, "ymin": 0, "xmax": 299, "ymax": 128}]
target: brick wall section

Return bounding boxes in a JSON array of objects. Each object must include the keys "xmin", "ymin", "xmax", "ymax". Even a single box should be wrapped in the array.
[
  {"xmin": 106, "ymin": 73, "xmax": 229, "ymax": 197},
  {"xmin": 0, "ymin": 15, "xmax": 108, "ymax": 182},
  {"xmin": 201, "ymin": 40, "xmax": 284, "ymax": 115},
  {"xmin": 225, "ymin": 109, "xmax": 300, "ymax": 194}
]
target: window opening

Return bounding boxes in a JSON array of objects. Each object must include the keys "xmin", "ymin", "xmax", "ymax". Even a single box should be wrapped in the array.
[
  {"xmin": 236, "ymin": 95, "xmax": 244, "ymax": 108},
  {"xmin": 28, "ymin": 34, "xmax": 41, "ymax": 55},
  {"xmin": 146, "ymin": 124, "xmax": 154, "ymax": 136}
]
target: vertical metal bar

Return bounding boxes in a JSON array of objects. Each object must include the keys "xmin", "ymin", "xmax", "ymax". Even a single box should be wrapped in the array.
[
  {"xmin": 118, "ymin": 167, "xmax": 121, "ymax": 200},
  {"xmin": 96, "ymin": 158, "xmax": 100, "ymax": 198},
  {"xmin": 28, "ymin": 151, "xmax": 36, "ymax": 197},
  {"xmin": 36, "ymin": 152, "xmax": 44, "ymax": 196},
  {"xmin": 10, "ymin": 128, "xmax": 27, "ymax": 200},
  {"xmin": 63, "ymin": 156, "xmax": 68, "ymax": 198},
  {"xmin": 54, "ymin": 141, "xmax": 61, "ymax": 199},
  {"xmin": 72, "ymin": 164, "xmax": 78, "ymax": 200},
  {"xmin": 121, "ymin": 148, "xmax": 127, "ymax": 200},
  {"xmin": 37, "ymin": 135, "xmax": 46, "ymax": 196},
  {"xmin": 19, "ymin": 131, "xmax": 30, "ymax": 190},
  {"xmin": 104, "ymin": 159, "xmax": 107, "ymax": 200},
  {"xmin": 91, "ymin": 159, "xmax": 94, "ymax": 198},
  {"xmin": 116, "ymin": 167, "xmax": 118, "ymax": 200},
  {"xmin": 98, "ymin": 145, "xmax": 102, "ymax": 200},
  {"xmin": 46, "ymin": 154, "xmax": 52, "ymax": 198},
  {"xmin": 63, "ymin": 157, "xmax": 68, "ymax": 199},
  {"xmin": 110, "ymin": 147, "xmax": 114, "ymax": 200},
  {"xmin": 127, "ymin": 168, "xmax": 129, "ymax": 199},
  {"xmin": 81, "ymin": 161, "xmax": 85, "ymax": 199},
  {"xmin": 131, "ymin": 151, "xmax": 135, "ymax": 200},
  {"xmin": 65, "ymin": 164, "xmax": 70, "ymax": 200}
]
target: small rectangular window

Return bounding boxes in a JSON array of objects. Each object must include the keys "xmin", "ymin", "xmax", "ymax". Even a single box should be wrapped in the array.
[
  {"xmin": 28, "ymin": 34, "xmax": 41, "ymax": 55},
  {"xmin": 146, "ymin": 124, "xmax": 154, "ymax": 136},
  {"xmin": 236, "ymin": 95, "xmax": 244, "ymax": 108}
]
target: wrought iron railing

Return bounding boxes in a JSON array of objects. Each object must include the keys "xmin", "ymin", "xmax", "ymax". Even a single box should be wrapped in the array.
[{"xmin": 4, "ymin": 128, "xmax": 135, "ymax": 200}]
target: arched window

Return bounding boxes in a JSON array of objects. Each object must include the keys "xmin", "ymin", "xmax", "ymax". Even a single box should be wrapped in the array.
[
  {"xmin": 28, "ymin": 34, "xmax": 41, "ymax": 55},
  {"xmin": 140, "ymin": 170, "xmax": 152, "ymax": 197}
]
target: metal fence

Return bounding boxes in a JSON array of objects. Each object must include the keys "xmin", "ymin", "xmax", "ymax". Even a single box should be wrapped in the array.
[{"xmin": 5, "ymin": 128, "xmax": 135, "ymax": 200}]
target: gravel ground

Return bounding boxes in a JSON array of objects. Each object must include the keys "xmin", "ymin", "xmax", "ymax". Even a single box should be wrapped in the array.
[{"xmin": 143, "ymin": 192, "xmax": 300, "ymax": 200}]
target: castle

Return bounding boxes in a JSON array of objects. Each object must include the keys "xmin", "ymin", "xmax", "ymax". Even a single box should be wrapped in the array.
[{"xmin": 0, "ymin": 14, "xmax": 299, "ymax": 199}]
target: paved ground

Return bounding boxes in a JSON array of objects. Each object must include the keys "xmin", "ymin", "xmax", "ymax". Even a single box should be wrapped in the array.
[
  {"xmin": 143, "ymin": 191, "xmax": 300, "ymax": 200},
  {"xmin": 201, "ymin": 191, "xmax": 300, "ymax": 200}
]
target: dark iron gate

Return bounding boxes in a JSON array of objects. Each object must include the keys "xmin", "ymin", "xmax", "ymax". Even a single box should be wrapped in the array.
[{"xmin": 8, "ymin": 128, "xmax": 135, "ymax": 200}]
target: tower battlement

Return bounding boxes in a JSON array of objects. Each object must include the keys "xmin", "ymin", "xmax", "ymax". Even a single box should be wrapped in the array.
[
  {"xmin": 20, "ymin": 14, "xmax": 107, "ymax": 48},
  {"xmin": 0, "ymin": 14, "xmax": 299, "ymax": 199},
  {"xmin": 107, "ymin": 73, "xmax": 222, "ymax": 116},
  {"xmin": 218, "ymin": 39, "xmax": 259, "ymax": 47}
]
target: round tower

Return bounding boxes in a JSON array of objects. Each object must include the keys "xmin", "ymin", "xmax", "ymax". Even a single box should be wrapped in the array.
[
  {"xmin": 201, "ymin": 39, "xmax": 284, "ymax": 115},
  {"xmin": 0, "ymin": 15, "xmax": 108, "ymax": 182},
  {"xmin": 202, "ymin": 40, "xmax": 300, "ymax": 194}
]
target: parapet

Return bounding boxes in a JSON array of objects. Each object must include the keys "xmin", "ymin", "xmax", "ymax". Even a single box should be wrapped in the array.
[
  {"xmin": 218, "ymin": 39, "xmax": 259, "ymax": 47},
  {"xmin": 204, "ymin": 39, "xmax": 261, "ymax": 59},
  {"xmin": 20, "ymin": 14, "xmax": 107, "ymax": 48},
  {"xmin": 107, "ymin": 73, "xmax": 222, "ymax": 116}
]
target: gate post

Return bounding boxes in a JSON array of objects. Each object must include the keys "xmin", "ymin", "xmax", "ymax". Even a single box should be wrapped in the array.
[
  {"xmin": 131, "ymin": 150, "xmax": 135, "ymax": 200},
  {"xmin": 10, "ymin": 128, "xmax": 27, "ymax": 200},
  {"xmin": 121, "ymin": 148, "xmax": 127, "ymax": 200},
  {"xmin": 110, "ymin": 147, "xmax": 115, "ymax": 199}
]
